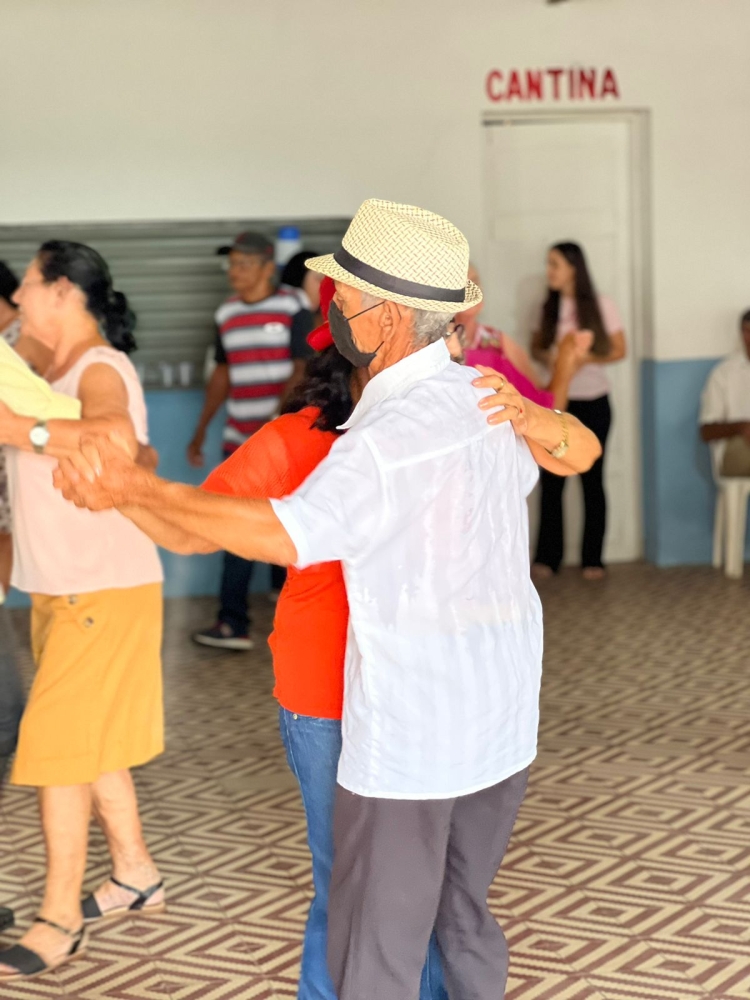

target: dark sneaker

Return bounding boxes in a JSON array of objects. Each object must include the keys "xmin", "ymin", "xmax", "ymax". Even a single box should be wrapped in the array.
[
  {"xmin": 0, "ymin": 907, "xmax": 13, "ymax": 932},
  {"xmin": 191, "ymin": 623, "xmax": 254, "ymax": 651}
]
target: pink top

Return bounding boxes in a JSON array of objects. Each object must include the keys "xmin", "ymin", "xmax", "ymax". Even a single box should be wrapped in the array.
[
  {"xmin": 464, "ymin": 325, "xmax": 555, "ymax": 409},
  {"xmin": 8, "ymin": 346, "xmax": 163, "ymax": 596},
  {"xmin": 554, "ymin": 296, "xmax": 622, "ymax": 401}
]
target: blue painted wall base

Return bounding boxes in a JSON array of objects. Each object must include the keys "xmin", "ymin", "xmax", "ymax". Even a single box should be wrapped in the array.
[{"xmin": 641, "ymin": 357, "xmax": 750, "ymax": 567}]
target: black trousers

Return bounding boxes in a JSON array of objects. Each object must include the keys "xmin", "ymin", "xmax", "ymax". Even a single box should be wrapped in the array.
[
  {"xmin": 218, "ymin": 552, "xmax": 286, "ymax": 633},
  {"xmin": 0, "ymin": 606, "xmax": 24, "ymax": 787},
  {"xmin": 535, "ymin": 395, "xmax": 612, "ymax": 573}
]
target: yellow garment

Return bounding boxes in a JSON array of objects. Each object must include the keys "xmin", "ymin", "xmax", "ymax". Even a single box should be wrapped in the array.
[
  {"xmin": 11, "ymin": 583, "xmax": 164, "ymax": 787},
  {"xmin": 0, "ymin": 338, "xmax": 81, "ymax": 420}
]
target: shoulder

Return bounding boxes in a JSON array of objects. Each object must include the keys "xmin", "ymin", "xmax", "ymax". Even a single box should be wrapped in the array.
[
  {"xmin": 271, "ymin": 408, "xmax": 331, "ymax": 446},
  {"xmin": 257, "ymin": 408, "xmax": 336, "ymax": 469},
  {"xmin": 215, "ymin": 295, "xmax": 249, "ymax": 325},
  {"xmin": 706, "ymin": 355, "xmax": 737, "ymax": 385},
  {"xmin": 78, "ymin": 347, "xmax": 136, "ymax": 385},
  {"xmin": 364, "ymin": 365, "xmax": 491, "ymax": 467},
  {"xmin": 266, "ymin": 288, "xmax": 306, "ymax": 315}
]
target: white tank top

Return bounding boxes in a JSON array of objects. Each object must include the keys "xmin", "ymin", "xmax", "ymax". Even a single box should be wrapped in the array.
[{"xmin": 8, "ymin": 346, "xmax": 163, "ymax": 596}]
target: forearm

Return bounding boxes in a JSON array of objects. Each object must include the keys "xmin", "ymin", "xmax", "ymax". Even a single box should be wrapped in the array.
[
  {"xmin": 119, "ymin": 505, "xmax": 219, "ymax": 555},
  {"xmin": 701, "ymin": 422, "xmax": 745, "ymax": 442},
  {"xmin": 118, "ymin": 476, "xmax": 297, "ymax": 565},
  {"xmin": 524, "ymin": 402, "xmax": 601, "ymax": 473},
  {"xmin": 547, "ymin": 360, "xmax": 575, "ymax": 411},
  {"xmin": 584, "ymin": 332, "xmax": 626, "ymax": 365},
  {"xmin": 3, "ymin": 413, "xmax": 136, "ymax": 460}
]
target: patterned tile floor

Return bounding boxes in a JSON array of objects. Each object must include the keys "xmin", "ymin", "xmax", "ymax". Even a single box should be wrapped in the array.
[{"xmin": 1, "ymin": 564, "xmax": 749, "ymax": 999}]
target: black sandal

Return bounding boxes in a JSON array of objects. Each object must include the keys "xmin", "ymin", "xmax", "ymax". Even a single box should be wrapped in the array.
[
  {"xmin": 0, "ymin": 916, "xmax": 87, "ymax": 981},
  {"xmin": 82, "ymin": 875, "xmax": 166, "ymax": 924}
]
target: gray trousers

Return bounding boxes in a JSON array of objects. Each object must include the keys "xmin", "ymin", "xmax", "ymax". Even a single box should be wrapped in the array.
[{"xmin": 328, "ymin": 767, "xmax": 529, "ymax": 1000}]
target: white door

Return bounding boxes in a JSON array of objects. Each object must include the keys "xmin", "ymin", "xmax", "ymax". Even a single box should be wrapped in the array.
[{"xmin": 482, "ymin": 115, "xmax": 643, "ymax": 564}]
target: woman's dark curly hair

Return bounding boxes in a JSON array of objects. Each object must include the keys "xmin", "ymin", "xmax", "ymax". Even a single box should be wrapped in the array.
[{"xmin": 282, "ymin": 345, "xmax": 355, "ymax": 433}]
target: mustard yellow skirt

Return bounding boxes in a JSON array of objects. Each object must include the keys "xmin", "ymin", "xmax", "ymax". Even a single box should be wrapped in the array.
[{"xmin": 11, "ymin": 583, "xmax": 164, "ymax": 787}]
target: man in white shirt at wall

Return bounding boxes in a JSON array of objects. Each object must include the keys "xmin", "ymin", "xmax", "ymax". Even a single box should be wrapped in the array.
[
  {"xmin": 700, "ymin": 309, "xmax": 750, "ymax": 476},
  {"xmin": 54, "ymin": 199, "xmax": 601, "ymax": 1000}
]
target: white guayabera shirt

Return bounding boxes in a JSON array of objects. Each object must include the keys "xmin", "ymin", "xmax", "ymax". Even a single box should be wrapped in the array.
[
  {"xmin": 271, "ymin": 339, "xmax": 544, "ymax": 800},
  {"xmin": 699, "ymin": 350, "xmax": 750, "ymax": 470}
]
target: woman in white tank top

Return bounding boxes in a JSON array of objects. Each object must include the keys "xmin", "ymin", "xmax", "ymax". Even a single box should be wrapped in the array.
[{"xmin": 0, "ymin": 242, "xmax": 165, "ymax": 981}]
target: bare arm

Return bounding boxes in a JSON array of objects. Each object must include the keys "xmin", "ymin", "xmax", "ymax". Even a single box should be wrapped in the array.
[
  {"xmin": 125, "ymin": 480, "xmax": 296, "ymax": 564},
  {"xmin": 54, "ymin": 437, "xmax": 297, "ymax": 565},
  {"xmin": 187, "ymin": 363, "xmax": 230, "ymax": 467},
  {"xmin": 473, "ymin": 367, "xmax": 602, "ymax": 475},
  {"xmin": 0, "ymin": 362, "xmax": 138, "ymax": 459},
  {"xmin": 118, "ymin": 504, "xmax": 219, "ymax": 555},
  {"xmin": 582, "ymin": 330, "xmax": 627, "ymax": 365},
  {"xmin": 701, "ymin": 421, "xmax": 750, "ymax": 443},
  {"xmin": 545, "ymin": 332, "xmax": 592, "ymax": 411}
]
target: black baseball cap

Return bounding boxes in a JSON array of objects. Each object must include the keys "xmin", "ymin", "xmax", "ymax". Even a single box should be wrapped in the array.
[{"xmin": 216, "ymin": 231, "xmax": 274, "ymax": 258}]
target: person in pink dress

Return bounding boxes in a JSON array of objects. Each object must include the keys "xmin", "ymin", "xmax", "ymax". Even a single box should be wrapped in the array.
[{"xmin": 449, "ymin": 265, "xmax": 591, "ymax": 411}]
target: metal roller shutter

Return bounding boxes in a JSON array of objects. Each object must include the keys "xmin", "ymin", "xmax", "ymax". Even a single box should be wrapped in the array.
[{"xmin": 0, "ymin": 217, "xmax": 349, "ymax": 385}]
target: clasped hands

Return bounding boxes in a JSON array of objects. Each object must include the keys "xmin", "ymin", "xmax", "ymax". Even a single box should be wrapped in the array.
[{"xmin": 53, "ymin": 433, "xmax": 144, "ymax": 511}]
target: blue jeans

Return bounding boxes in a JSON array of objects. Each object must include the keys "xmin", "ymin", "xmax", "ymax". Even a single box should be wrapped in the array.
[{"xmin": 279, "ymin": 708, "xmax": 447, "ymax": 1000}]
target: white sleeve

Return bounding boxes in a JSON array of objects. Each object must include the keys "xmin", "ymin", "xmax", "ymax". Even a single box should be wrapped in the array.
[
  {"xmin": 699, "ymin": 365, "xmax": 727, "ymax": 426},
  {"xmin": 270, "ymin": 427, "xmax": 387, "ymax": 569}
]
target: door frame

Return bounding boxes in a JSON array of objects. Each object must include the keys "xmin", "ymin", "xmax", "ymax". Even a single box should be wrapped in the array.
[{"xmin": 481, "ymin": 107, "xmax": 652, "ymax": 561}]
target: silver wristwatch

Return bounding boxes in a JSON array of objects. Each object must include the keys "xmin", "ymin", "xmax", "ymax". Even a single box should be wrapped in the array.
[{"xmin": 29, "ymin": 420, "xmax": 51, "ymax": 455}]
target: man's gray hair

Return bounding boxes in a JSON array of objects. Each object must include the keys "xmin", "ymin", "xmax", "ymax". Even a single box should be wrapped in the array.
[{"xmin": 360, "ymin": 291, "xmax": 453, "ymax": 347}]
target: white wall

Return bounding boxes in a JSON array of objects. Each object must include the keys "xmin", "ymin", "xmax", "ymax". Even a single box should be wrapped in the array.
[{"xmin": 3, "ymin": 0, "xmax": 749, "ymax": 360}]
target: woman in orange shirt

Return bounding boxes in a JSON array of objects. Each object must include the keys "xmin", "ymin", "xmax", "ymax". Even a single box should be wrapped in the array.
[{"xmin": 198, "ymin": 281, "xmax": 447, "ymax": 1000}]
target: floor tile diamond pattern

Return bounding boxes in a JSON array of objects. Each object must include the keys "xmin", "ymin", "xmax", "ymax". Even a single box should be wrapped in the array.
[{"xmin": 1, "ymin": 564, "xmax": 749, "ymax": 997}]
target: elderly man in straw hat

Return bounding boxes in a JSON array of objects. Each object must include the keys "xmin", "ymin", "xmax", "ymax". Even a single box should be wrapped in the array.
[{"xmin": 55, "ymin": 199, "xmax": 601, "ymax": 1000}]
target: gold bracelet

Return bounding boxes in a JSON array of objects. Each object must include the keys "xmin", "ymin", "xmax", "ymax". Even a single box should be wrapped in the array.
[{"xmin": 549, "ymin": 409, "xmax": 569, "ymax": 459}]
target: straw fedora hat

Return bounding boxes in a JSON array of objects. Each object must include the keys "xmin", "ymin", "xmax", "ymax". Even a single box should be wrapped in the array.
[{"xmin": 305, "ymin": 199, "xmax": 482, "ymax": 313}]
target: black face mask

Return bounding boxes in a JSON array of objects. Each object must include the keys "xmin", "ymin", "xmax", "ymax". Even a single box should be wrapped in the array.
[{"xmin": 328, "ymin": 300, "xmax": 384, "ymax": 368}]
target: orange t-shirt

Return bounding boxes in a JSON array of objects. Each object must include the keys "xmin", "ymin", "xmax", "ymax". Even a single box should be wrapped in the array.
[{"xmin": 202, "ymin": 407, "xmax": 347, "ymax": 719}]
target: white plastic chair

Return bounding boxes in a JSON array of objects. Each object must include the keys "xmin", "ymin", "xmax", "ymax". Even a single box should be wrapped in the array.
[{"xmin": 712, "ymin": 466, "xmax": 750, "ymax": 579}]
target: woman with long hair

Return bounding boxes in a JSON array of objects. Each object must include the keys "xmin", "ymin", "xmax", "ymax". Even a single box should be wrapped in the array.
[
  {"xmin": 0, "ymin": 241, "xmax": 165, "ymax": 980},
  {"xmin": 531, "ymin": 242, "xmax": 626, "ymax": 580}
]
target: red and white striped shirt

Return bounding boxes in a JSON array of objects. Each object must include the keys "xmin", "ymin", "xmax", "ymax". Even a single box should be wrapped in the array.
[{"xmin": 214, "ymin": 289, "xmax": 312, "ymax": 454}]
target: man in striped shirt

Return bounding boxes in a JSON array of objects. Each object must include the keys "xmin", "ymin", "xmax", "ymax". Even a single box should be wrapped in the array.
[{"xmin": 188, "ymin": 231, "xmax": 313, "ymax": 650}]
